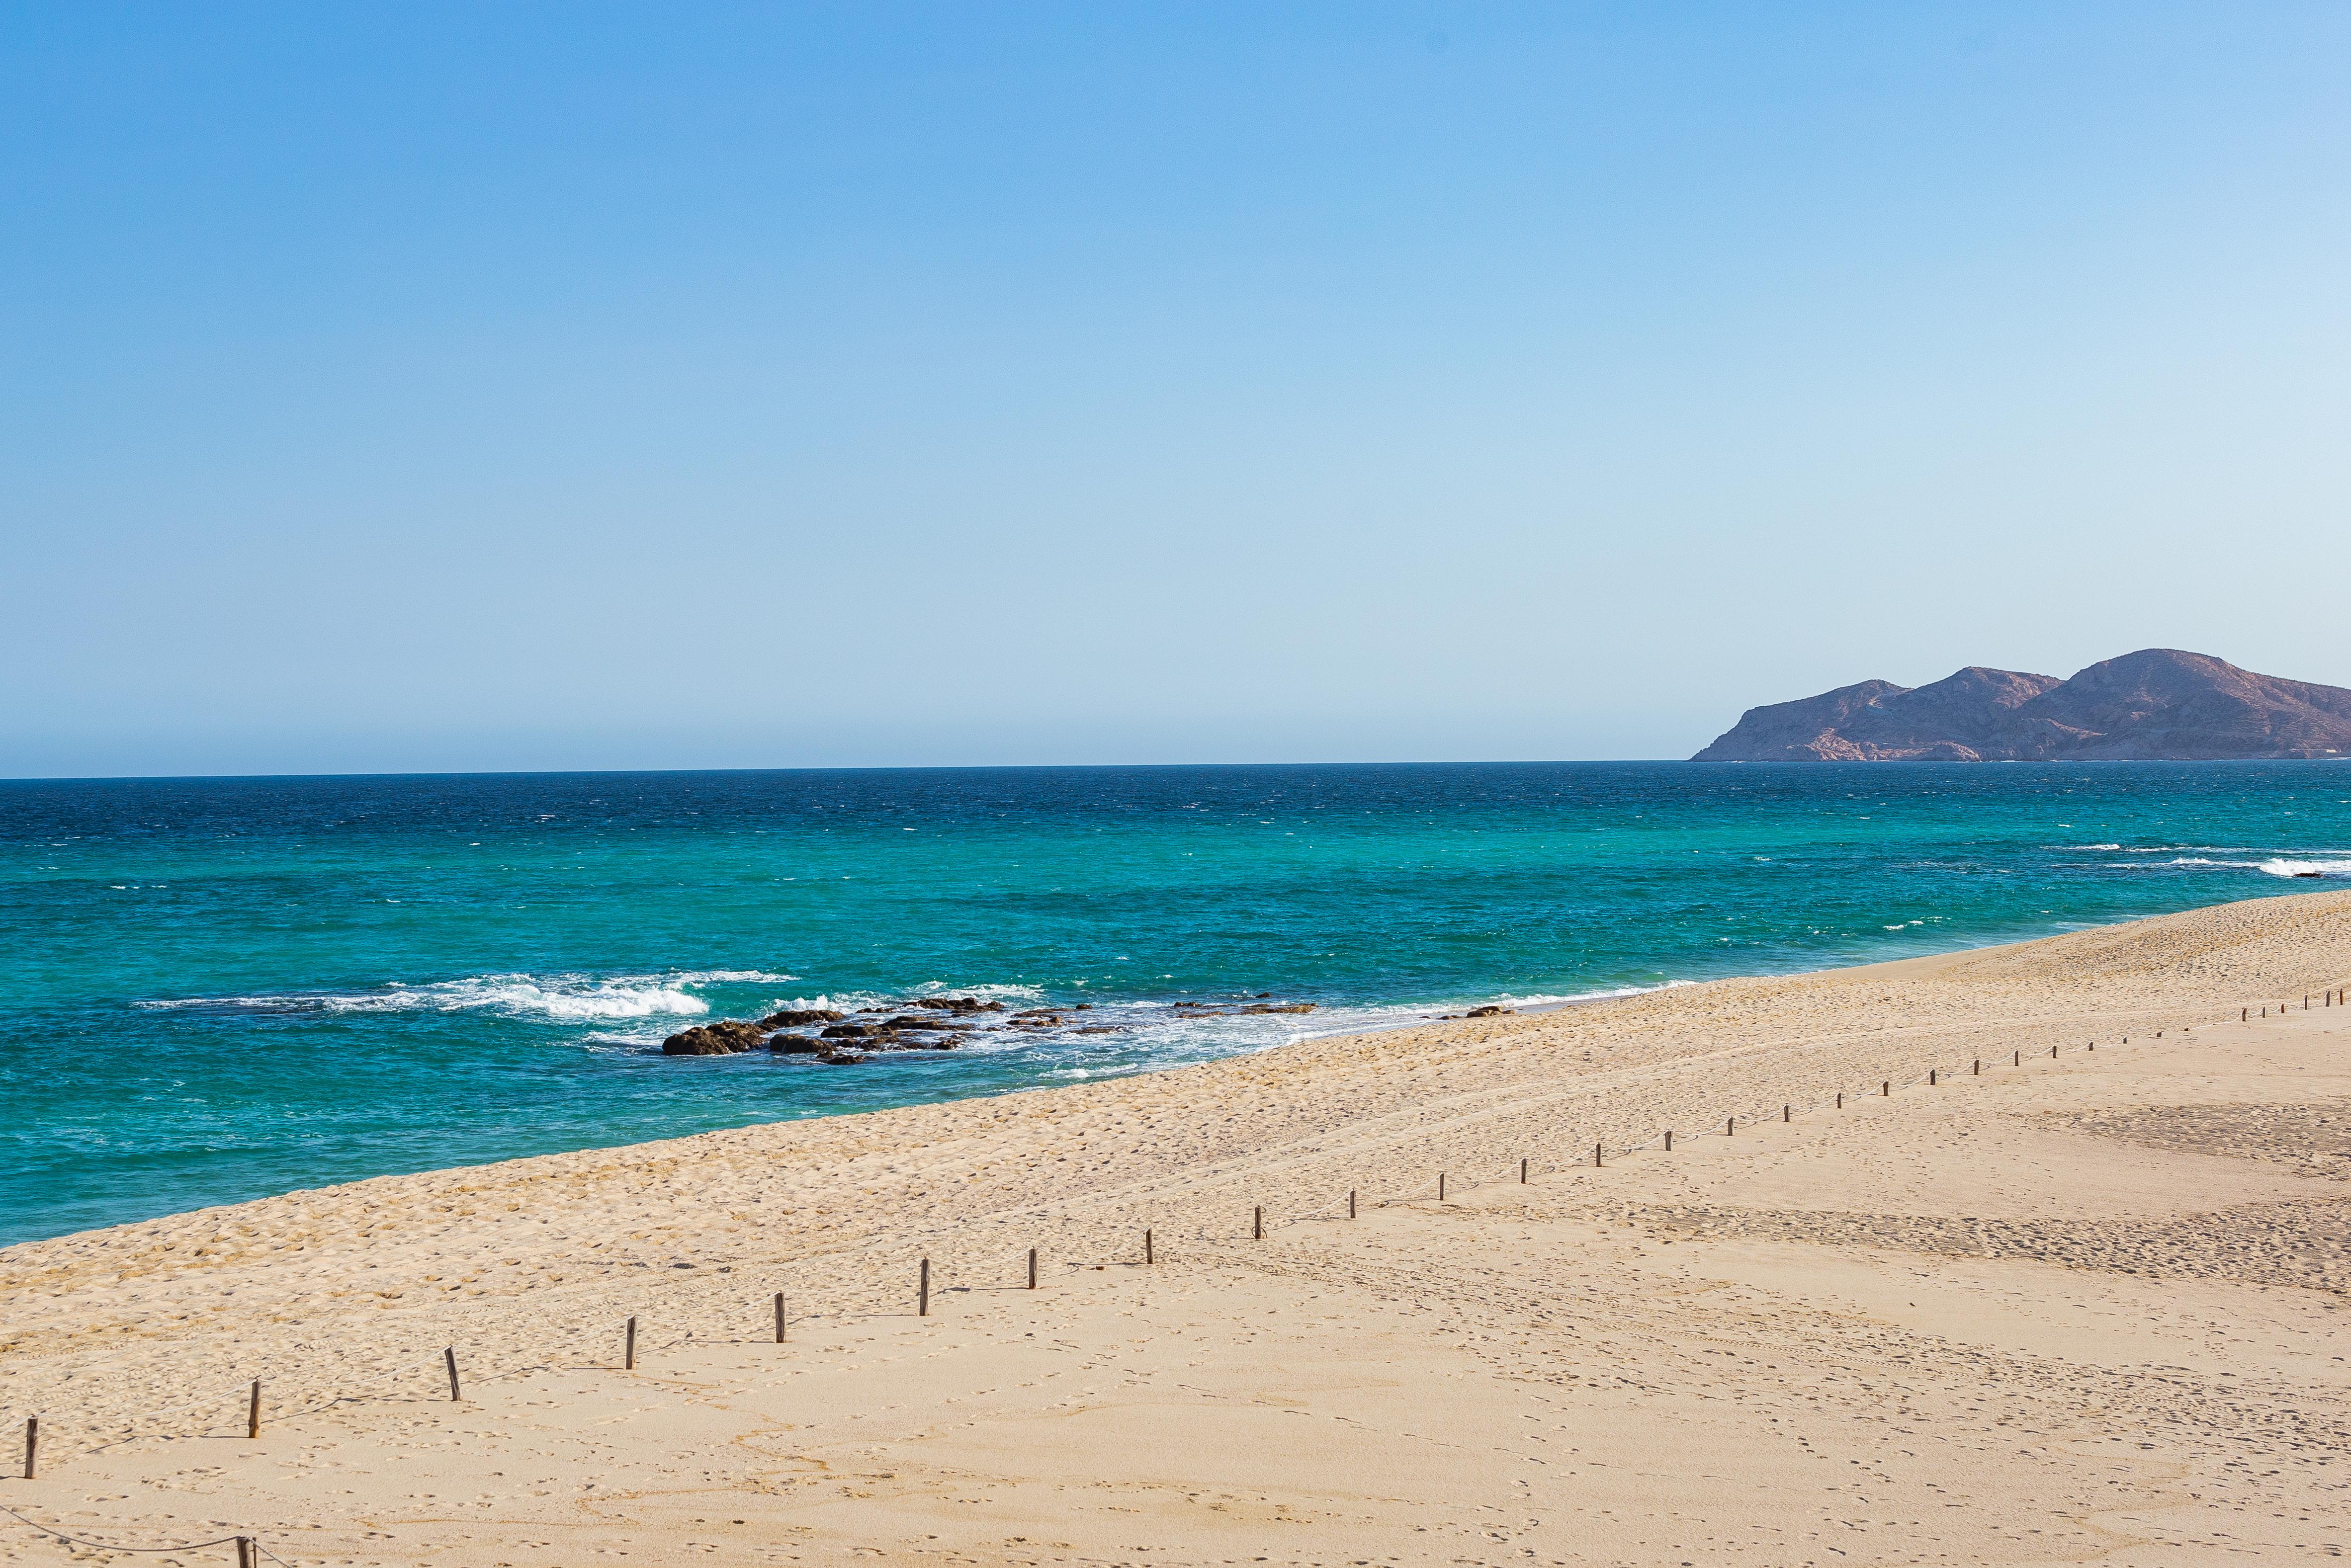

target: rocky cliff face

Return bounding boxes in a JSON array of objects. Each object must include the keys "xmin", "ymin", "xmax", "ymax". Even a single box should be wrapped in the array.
[{"xmin": 1695, "ymin": 650, "xmax": 2351, "ymax": 762}]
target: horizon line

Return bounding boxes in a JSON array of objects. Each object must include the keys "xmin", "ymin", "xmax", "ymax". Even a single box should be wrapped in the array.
[{"xmin": 6, "ymin": 756, "xmax": 2344, "ymax": 786}]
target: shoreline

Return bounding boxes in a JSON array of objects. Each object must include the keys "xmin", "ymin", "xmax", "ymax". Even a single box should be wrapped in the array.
[
  {"xmin": 0, "ymin": 918, "xmax": 2186, "ymax": 1256},
  {"xmin": 2, "ymin": 897, "xmax": 2324, "ymax": 1258},
  {"xmin": 5, "ymin": 887, "xmax": 2350, "ymax": 1565}
]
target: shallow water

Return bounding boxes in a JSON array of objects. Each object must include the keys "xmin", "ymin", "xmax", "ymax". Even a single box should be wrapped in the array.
[{"xmin": 4, "ymin": 761, "xmax": 2346, "ymax": 1245}]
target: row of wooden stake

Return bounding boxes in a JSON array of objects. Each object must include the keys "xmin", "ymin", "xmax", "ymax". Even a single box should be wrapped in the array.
[{"xmin": 2246, "ymin": 990, "xmax": 2342, "ymax": 1020}]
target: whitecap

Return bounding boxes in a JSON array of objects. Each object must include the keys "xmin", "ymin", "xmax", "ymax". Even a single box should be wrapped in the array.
[{"xmin": 139, "ymin": 972, "xmax": 714, "ymax": 1022}]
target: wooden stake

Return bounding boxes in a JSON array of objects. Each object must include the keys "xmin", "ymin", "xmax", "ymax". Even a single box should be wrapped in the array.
[
  {"xmin": 238, "ymin": 1537, "xmax": 255, "ymax": 1568},
  {"xmin": 775, "ymin": 1292, "xmax": 786, "ymax": 1343},
  {"xmin": 444, "ymin": 1347, "xmax": 461, "ymax": 1402},
  {"xmin": 21, "ymin": 1415, "xmax": 33, "ymax": 1480},
  {"xmin": 1438, "ymin": 1173, "xmax": 1446, "ymax": 1201},
  {"xmin": 1929, "ymin": 1069, "xmax": 1937, "ymax": 1086},
  {"xmin": 2051, "ymin": 1045, "xmax": 2058, "ymax": 1058},
  {"xmin": 2013, "ymin": 1050, "xmax": 2019, "ymax": 1066},
  {"xmin": 1145, "ymin": 1228, "xmax": 1154, "ymax": 1264},
  {"xmin": 1520, "ymin": 1157, "xmax": 1528, "ymax": 1184},
  {"xmin": 1027, "ymin": 1247, "xmax": 1038, "ymax": 1289},
  {"xmin": 1783, "ymin": 1104, "xmax": 1790, "ymax": 1122},
  {"xmin": 1253, "ymin": 1206, "xmax": 1263, "ymax": 1240},
  {"xmin": 1663, "ymin": 1130, "xmax": 1673, "ymax": 1153},
  {"xmin": 1594, "ymin": 1142, "xmax": 1603, "ymax": 1167},
  {"xmin": 1973, "ymin": 1059, "xmax": 1980, "ymax": 1075},
  {"xmin": 1881, "ymin": 1080, "xmax": 1890, "ymax": 1096},
  {"xmin": 919, "ymin": 1258, "xmax": 931, "ymax": 1317},
  {"xmin": 1726, "ymin": 1116, "xmax": 1735, "ymax": 1136},
  {"xmin": 1348, "ymin": 1189, "xmax": 1357, "ymax": 1218},
  {"xmin": 248, "ymin": 1378, "xmax": 261, "ymax": 1439},
  {"xmin": 625, "ymin": 1316, "xmax": 636, "ymax": 1370},
  {"xmin": 1836, "ymin": 1092, "xmax": 1842, "ymax": 1110}
]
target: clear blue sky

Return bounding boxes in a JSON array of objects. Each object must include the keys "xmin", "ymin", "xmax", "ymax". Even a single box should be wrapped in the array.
[{"xmin": 6, "ymin": 3, "xmax": 2348, "ymax": 776}]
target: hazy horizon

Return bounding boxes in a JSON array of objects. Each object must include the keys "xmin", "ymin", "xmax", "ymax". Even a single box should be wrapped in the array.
[{"xmin": 8, "ymin": 5, "xmax": 2349, "ymax": 778}]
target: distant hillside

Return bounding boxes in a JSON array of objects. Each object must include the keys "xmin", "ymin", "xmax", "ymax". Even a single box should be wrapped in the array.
[{"xmin": 1694, "ymin": 649, "xmax": 2351, "ymax": 762}]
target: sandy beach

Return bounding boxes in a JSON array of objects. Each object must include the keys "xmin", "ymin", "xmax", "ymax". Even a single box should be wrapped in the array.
[{"xmin": 5, "ymin": 888, "xmax": 2350, "ymax": 1566}]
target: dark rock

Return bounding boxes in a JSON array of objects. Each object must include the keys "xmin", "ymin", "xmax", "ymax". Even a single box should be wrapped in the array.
[
  {"xmin": 909, "ymin": 996, "xmax": 1000, "ymax": 1014},
  {"xmin": 1239, "ymin": 1002, "xmax": 1315, "ymax": 1015},
  {"xmin": 661, "ymin": 1019, "xmax": 766, "ymax": 1055},
  {"xmin": 758, "ymin": 1008, "xmax": 843, "ymax": 1028},
  {"xmin": 1466, "ymin": 1005, "xmax": 1512, "ymax": 1018},
  {"xmin": 768, "ymin": 1034, "xmax": 823, "ymax": 1054},
  {"xmin": 821, "ymin": 1023, "xmax": 878, "ymax": 1039},
  {"xmin": 662, "ymin": 1028, "xmax": 733, "ymax": 1057},
  {"xmin": 815, "ymin": 1050, "xmax": 868, "ymax": 1066}
]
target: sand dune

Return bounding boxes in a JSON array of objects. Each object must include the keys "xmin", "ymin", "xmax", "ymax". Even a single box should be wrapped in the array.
[{"xmin": 5, "ymin": 889, "xmax": 2351, "ymax": 1565}]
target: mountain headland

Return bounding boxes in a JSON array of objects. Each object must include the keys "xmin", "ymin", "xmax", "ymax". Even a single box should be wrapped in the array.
[{"xmin": 1695, "ymin": 647, "xmax": 2351, "ymax": 762}]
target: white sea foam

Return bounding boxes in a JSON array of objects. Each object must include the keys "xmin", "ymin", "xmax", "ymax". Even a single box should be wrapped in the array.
[
  {"xmin": 2258, "ymin": 858, "xmax": 2351, "ymax": 878},
  {"xmin": 414, "ymin": 977, "xmax": 713, "ymax": 1021},
  {"xmin": 2162, "ymin": 856, "xmax": 2351, "ymax": 878},
  {"xmin": 1493, "ymin": 980, "xmax": 1698, "ymax": 1010},
  {"xmin": 138, "ymin": 971, "xmax": 768, "ymax": 1021},
  {"xmin": 905, "ymin": 981, "xmax": 1048, "ymax": 1003}
]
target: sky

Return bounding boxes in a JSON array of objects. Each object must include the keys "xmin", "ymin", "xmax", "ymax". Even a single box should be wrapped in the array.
[{"xmin": 5, "ymin": 3, "xmax": 2349, "ymax": 777}]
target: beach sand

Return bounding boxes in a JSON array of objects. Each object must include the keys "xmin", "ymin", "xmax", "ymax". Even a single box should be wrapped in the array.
[{"xmin": 5, "ymin": 889, "xmax": 2351, "ymax": 1566}]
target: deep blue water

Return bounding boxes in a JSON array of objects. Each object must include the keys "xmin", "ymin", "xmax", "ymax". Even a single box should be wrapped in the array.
[{"xmin": 3, "ymin": 762, "xmax": 2346, "ymax": 1246}]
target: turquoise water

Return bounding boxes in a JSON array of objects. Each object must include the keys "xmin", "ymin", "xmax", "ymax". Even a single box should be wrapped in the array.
[{"xmin": 4, "ymin": 762, "xmax": 2347, "ymax": 1246}]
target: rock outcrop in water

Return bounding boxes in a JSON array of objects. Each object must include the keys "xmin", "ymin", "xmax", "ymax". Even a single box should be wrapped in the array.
[
  {"xmin": 660, "ymin": 1020, "xmax": 769, "ymax": 1055},
  {"xmin": 671, "ymin": 993, "xmax": 1317, "ymax": 1061},
  {"xmin": 1695, "ymin": 649, "xmax": 2351, "ymax": 762}
]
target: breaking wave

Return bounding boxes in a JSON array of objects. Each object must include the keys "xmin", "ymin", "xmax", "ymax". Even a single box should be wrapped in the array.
[
  {"xmin": 2164, "ymin": 856, "xmax": 2351, "ymax": 878},
  {"xmin": 139, "ymin": 970, "xmax": 801, "ymax": 1022}
]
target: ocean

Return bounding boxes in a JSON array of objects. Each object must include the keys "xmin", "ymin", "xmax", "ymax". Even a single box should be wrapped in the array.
[{"xmin": 4, "ymin": 761, "xmax": 2346, "ymax": 1246}]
